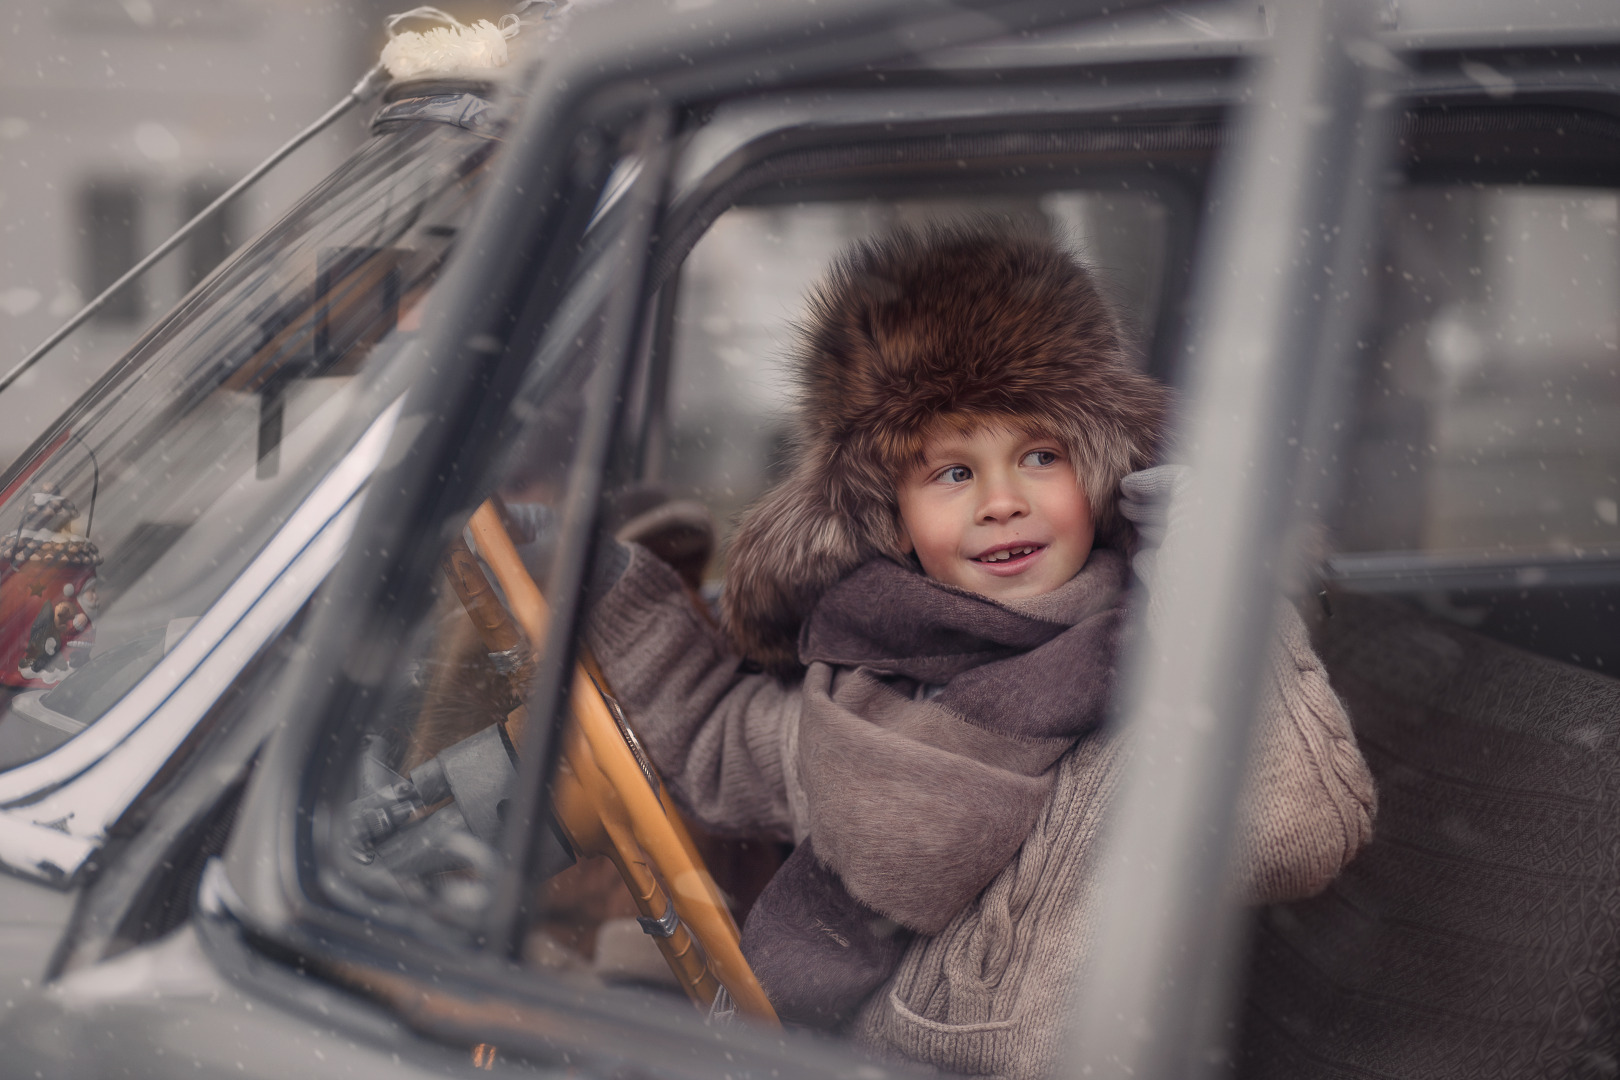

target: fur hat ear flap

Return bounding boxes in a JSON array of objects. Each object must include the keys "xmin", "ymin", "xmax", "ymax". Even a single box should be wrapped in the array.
[{"xmin": 721, "ymin": 457, "xmax": 879, "ymax": 678}]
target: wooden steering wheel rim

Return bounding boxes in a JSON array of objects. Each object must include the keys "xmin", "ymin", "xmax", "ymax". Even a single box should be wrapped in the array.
[{"xmin": 463, "ymin": 502, "xmax": 778, "ymax": 1025}]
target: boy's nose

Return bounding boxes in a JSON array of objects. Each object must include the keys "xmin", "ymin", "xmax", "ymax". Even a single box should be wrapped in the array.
[{"xmin": 976, "ymin": 479, "xmax": 1029, "ymax": 523}]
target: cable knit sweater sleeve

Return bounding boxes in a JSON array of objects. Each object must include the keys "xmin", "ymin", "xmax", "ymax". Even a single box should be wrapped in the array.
[
  {"xmin": 850, "ymin": 600, "xmax": 1375, "ymax": 1080},
  {"xmin": 1233, "ymin": 599, "xmax": 1377, "ymax": 902},
  {"xmin": 583, "ymin": 544, "xmax": 801, "ymax": 841}
]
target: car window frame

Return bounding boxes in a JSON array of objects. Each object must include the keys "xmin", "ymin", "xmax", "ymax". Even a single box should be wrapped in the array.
[{"xmin": 200, "ymin": 0, "xmax": 1420, "ymax": 1072}]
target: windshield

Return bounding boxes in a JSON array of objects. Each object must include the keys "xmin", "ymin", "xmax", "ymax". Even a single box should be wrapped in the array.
[{"xmin": 0, "ymin": 117, "xmax": 497, "ymax": 770}]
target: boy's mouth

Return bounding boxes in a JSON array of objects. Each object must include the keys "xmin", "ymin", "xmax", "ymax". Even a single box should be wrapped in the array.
[{"xmin": 971, "ymin": 542, "xmax": 1045, "ymax": 570}]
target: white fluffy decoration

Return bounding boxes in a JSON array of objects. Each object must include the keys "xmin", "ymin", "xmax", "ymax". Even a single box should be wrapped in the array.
[{"xmin": 380, "ymin": 8, "xmax": 520, "ymax": 79}]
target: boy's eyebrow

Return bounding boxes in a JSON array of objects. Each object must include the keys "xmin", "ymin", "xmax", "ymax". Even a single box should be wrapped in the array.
[
  {"xmin": 914, "ymin": 428, "xmax": 1063, "ymax": 464},
  {"xmin": 916, "ymin": 441, "xmax": 968, "ymax": 464},
  {"xmin": 911, "ymin": 441, "xmax": 978, "ymax": 473}
]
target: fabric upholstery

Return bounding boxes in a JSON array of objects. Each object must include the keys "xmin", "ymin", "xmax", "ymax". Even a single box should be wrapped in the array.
[{"xmin": 1237, "ymin": 591, "xmax": 1620, "ymax": 1079}]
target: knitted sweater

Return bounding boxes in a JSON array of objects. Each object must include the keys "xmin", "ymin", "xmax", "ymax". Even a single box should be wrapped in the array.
[{"xmin": 586, "ymin": 545, "xmax": 1376, "ymax": 1079}]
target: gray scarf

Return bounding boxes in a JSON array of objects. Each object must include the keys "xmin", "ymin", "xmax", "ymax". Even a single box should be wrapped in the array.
[{"xmin": 741, "ymin": 550, "xmax": 1127, "ymax": 1028}]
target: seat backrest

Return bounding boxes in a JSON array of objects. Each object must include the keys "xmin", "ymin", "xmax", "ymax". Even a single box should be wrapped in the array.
[{"xmin": 1235, "ymin": 591, "xmax": 1620, "ymax": 1079}]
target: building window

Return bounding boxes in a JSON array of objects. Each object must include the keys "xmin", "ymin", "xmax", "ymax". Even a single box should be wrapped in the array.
[
  {"xmin": 79, "ymin": 179, "xmax": 143, "ymax": 325},
  {"xmin": 182, "ymin": 178, "xmax": 239, "ymax": 290}
]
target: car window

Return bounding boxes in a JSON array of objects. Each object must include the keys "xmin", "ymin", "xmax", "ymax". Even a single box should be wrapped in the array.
[
  {"xmin": 1239, "ymin": 172, "xmax": 1620, "ymax": 1075},
  {"xmin": 1328, "ymin": 184, "xmax": 1620, "ymax": 672},
  {"xmin": 305, "ymin": 160, "xmax": 1196, "ymax": 1044},
  {"xmin": 0, "ymin": 119, "xmax": 496, "ymax": 771},
  {"xmin": 312, "ymin": 143, "xmax": 667, "ymax": 948}
]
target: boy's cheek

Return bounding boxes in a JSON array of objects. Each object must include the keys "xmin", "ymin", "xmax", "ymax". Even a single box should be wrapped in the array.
[
  {"xmin": 894, "ymin": 513, "xmax": 915, "ymax": 555},
  {"xmin": 895, "ymin": 491, "xmax": 956, "ymax": 557}
]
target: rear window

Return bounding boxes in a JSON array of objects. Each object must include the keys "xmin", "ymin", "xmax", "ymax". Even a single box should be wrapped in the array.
[{"xmin": 1329, "ymin": 184, "xmax": 1620, "ymax": 672}]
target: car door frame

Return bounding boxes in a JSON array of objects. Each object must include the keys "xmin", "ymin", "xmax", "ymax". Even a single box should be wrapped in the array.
[{"xmin": 200, "ymin": 0, "xmax": 1194, "ymax": 1068}]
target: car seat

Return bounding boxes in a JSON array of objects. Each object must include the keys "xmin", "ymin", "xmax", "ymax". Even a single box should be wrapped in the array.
[{"xmin": 1235, "ymin": 590, "xmax": 1620, "ymax": 1079}]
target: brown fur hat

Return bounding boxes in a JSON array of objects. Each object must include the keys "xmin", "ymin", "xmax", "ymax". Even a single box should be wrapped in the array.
[{"xmin": 721, "ymin": 222, "xmax": 1169, "ymax": 676}]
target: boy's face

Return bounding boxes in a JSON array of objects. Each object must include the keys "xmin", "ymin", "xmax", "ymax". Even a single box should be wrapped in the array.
[{"xmin": 896, "ymin": 424, "xmax": 1094, "ymax": 601}]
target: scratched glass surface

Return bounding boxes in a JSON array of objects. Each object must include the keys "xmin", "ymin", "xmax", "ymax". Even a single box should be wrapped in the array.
[{"xmin": 0, "ymin": 120, "xmax": 495, "ymax": 769}]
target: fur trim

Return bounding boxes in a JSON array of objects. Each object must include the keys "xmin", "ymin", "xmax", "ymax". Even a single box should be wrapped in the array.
[
  {"xmin": 380, "ymin": 10, "xmax": 519, "ymax": 79},
  {"xmin": 722, "ymin": 223, "xmax": 1168, "ymax": 676}
]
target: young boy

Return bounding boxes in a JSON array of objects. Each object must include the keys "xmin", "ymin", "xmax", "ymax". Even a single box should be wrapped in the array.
[{"xmin": 584, "ymin": 225, "xmax": 1374, "ymax": 1062}]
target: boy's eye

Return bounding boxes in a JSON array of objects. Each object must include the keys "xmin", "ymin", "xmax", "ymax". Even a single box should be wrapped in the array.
[
  {"xmin": 940, "ymin": 466, "xmax": 972, "ymax": 484},
  {"xmin": 1022, "ymin": 450, "xmax": 1059, "ymax": 467}
]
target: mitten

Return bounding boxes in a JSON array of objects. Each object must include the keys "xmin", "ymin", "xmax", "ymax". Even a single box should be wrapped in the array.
[
  {"xmin": 1118, "ymin": 464, "xmax": 1194, "ymax": 632},
  {"xmin": 504, "ymin": 501, "xmax": 630, "ymax": 609}
]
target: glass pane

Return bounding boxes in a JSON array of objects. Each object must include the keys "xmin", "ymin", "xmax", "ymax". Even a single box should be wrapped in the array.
[
  {"xmin": 1335, "ymin": 186, "xmax": 1620, "ymax": 559},
  {"xmin": 1328, "ymin": 184, "xmax": 1620, "ymax": 671},
  {"xmin": 1245, "ymin": 181, "xmax": 1620, "ymax": 1079},
  {"xmin": 315, "ymin": 166, "xmax": 652, "ymax": 943},
  {"xmin": 0, "ymin": 120, "xmax": 496, "ymax": 770}
]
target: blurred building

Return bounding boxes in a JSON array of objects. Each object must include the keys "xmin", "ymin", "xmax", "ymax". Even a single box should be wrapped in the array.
[{"xmin": 0, "ymin": 0, "xmax": 399, "ymax": 469}]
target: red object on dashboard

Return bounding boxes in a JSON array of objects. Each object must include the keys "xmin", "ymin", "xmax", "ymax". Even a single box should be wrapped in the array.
[{"xmin": 0, "ymin": 482, "xmax": 101, "ymax": 688}]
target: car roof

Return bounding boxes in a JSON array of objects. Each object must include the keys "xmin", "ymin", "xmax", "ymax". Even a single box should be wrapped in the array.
[{"xmin": 545, "ymin": 0, "xmax": 1620, "ymax": 86}]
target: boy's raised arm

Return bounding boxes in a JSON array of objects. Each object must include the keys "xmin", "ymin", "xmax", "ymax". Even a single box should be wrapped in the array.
[
  {"xmin": 583, "ymin": 543, "xmax": 801, "ymax": 841},
  {"xmin": 1121, "ymin": 466, "xmax": 1376, "ymax": 902},
  {"xmin": 1233, "ymin": 599, "xmax": 1377, "ymax": 903}
]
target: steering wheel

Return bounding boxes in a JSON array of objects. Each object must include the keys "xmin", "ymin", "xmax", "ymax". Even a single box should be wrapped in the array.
[{"xmin": 453, "ymin": 501, "xmax": 778, "ymax": 1025}]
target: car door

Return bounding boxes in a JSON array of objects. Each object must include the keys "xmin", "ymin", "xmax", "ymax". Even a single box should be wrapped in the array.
[
  {"xmin": 202, "ymin": 1, "xmax": 1286, "ymax": 1075},
  {"xmin": 201, "ymin": 4, "xmax": 1238, "ymax": 1077},
  {"xmin": 8, "ymin": 0, "xmax": 1381, "ymax": 1075}
]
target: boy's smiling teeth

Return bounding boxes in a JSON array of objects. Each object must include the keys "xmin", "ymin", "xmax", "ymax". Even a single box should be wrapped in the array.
[{"xmin": 977, "ymin": 546, "xmax": 1039, "ymax": 563}]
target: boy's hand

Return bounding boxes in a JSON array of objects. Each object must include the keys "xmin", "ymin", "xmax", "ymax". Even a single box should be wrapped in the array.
[
  {"xmin": 1118, "ymin": 463, "xmax": 1193, "ymax": 595},
  {"xmin": 505, "ymin": 490, "xmax": 716, "ymax": 609},
  {"xmin": 502, "ymin": 500, "xmax": 630, "ymax": 610}
]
